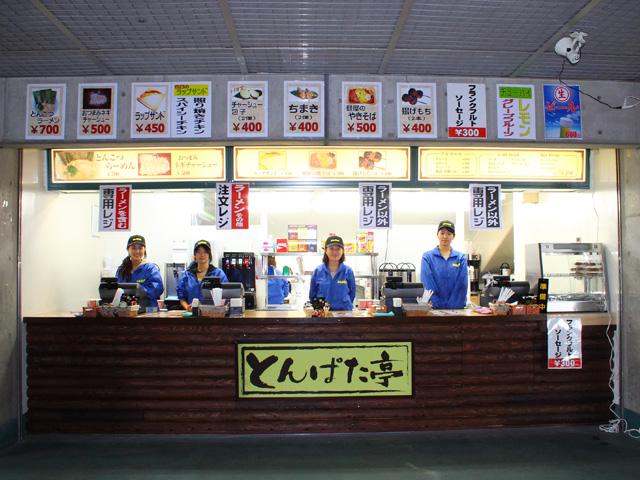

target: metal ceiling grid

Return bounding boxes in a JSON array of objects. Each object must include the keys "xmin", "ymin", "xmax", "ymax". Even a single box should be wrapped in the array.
[
  {"xmin": 40, "ymin": 0, "xmax": 232, "ymax": 51},
  {"xmin": 0, "ymin": 0, "xmax": 76, "ymax": 51},
  {"xmin": 229, "ymin": 0, "xmax": 402, "ymax": 50}
]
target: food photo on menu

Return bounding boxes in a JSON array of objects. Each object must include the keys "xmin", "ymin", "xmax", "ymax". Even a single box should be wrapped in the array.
[
  {"xmin": 258, "ymin": 151, "xmax": 287, "ymax": 170},
  {"xmin": 138, "ymin": 153, "xmax": 172, "ymax": 176},
  {"xmin": 358, "ymin": 151, "xmax": 385, "ymax": 170},
  {"xmin": 309, "ymin": 151, "xmax": 337, "ymax": 169},
  {"xmin": 54, "ymin": 150, "xmax": 97, "ymax": 181},
  {"xmin": 347, "ymin": 87, "xmax": 376, "ymax": 105},
  {"xmin": 82, "ymin": 88, "xmax": 112, "ymax": 110}
]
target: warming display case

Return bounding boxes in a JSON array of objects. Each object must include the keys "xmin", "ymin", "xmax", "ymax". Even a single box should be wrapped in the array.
[{"xmin": 525, "ymin": 243, "xmax": 608, "ymax": 312}]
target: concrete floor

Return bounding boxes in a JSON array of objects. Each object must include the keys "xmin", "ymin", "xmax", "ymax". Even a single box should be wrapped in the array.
[{"xmin": 1, "ymin": 426, "xmax": 640, "ymax": 479}]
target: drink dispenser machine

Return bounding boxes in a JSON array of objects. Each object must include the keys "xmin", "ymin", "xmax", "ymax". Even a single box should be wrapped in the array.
[{"xmin": 222, "ymin": 252, "xmax": 256, "ymax": 309}]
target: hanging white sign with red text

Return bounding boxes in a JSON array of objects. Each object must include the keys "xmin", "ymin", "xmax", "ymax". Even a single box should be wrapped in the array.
[
  {"xmin": 548, "ymin": 317, "xmax": 582, "ymax": 369},
  {"xmin": 216, "ymin": 183, "xmax": 250, "ymax": 230},
  {"xmin": 99, "ymin": 185, "xmax": 131, "ymax": 232}
]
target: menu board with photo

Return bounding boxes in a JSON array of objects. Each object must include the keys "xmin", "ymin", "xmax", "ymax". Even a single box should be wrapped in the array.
[
  {"xmin": 397, "ymin": 83, "xmax": 437, "ymax": 138},
  {"xmin": 77, "ymin": 83, "xmax": 117, "ymax": 140},
  {"xmin": 284, "ymin": 80, "xmax": 324, "ymax": 138},
  {"xmin": 227, "ymin": 81, "xmax": 268, "ymax": 138},
  {"xmin": 543, "ymin": 85, "xmax": 582, "ymax": 140},
  {"xmin": 342, "ymin": 82, "xmax": 382, "ymax": 138},
  {"xmin": 25, "ymin": 84, "xmax": 66, "ymax": 140},
  {"xmin": 234, "ymin": 147, "xmax": 410, "ymax": 182},
  {"xmin": 131, "ymin": 82, "xmax": 170, "ymax": 138},
  {"xmin": 171, "ymin": 82, "xmax": 212, "ymax": 138},
  {"xmin": 50, "ymin": 147, "xmax": 225, "ymax": 184}
]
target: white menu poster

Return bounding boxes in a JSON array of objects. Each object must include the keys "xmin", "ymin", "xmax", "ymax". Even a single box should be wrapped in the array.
[
  {"xmin": 548, "ymin": 317, "xmax": 582, "ymax": 369},
  {"xmin": 342, "ymin": 82, "xmax": 382, "ymax": 139},
  {"xmin": 171, "ymin": 82, "xmax": 212, "ymax": 138},
  {"xmin": 496, "ymin": 84, "xmax": 536, "ymax": 140},
  {"xmin": 227, "ymin": 81, "xmax": 268, "ymax": 138},
  {"xmin": 284, "ymin": 80, "xmax": 324, "ymax": 138},
  {"xmin": 131, "ymin": 82, "xmax": 170, "ymax": 139},
  {"xmin": 25, "ymin": 84, "xmax": 66, "ymax": 140},
  {"xmin": 397, "ymin": 83, "xmax": 437, "ymax": 138},
  {"xmin": 77, "ymin": 83, "xmax": 117, "ymax": 139},
  {"xmin": 446, "ymin": 83, "xmax": 487, "ymax": 139}
]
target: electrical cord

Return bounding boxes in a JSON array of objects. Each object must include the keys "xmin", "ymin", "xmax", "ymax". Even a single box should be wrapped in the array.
[
  {"xmin": 558, "ymin": 60, "xmax": 640, "ymax": 110},
  {"xmin": 599, "ymin": 312, "xmax": 640, "ymax": 439}
]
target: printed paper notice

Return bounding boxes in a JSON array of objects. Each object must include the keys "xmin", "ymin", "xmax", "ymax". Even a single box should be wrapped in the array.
[
  {"xmin": 496, "ymin": 85, "xmax": 535, "ymax": 140},
  {"xmin": 171, "ymin": 82, "xmax": 212, "ymax": 138},
  {"xmin": 397, "ymin": 83, "xmax": 436, "ymax": 138},
  {"xmin": 342, "ymin": 82, "xmax": 382, "ymax": 138},
  {"xmin": 131, "ymin": 83, "xmax": 170, "ymax": 138},
  {"xmin": 228, "ymin": 81, "xmax": 268, "ymax": 137},
  {"xmin": 544, "ymin": 85, "xmax": 582, "ymax": 140},
  {"xmin": 284, "ymin": 81, "xmax": 324, "ymax": 137},
  {"xmin": 26, "ymin": 84, "xmax": 66, "ymax": 140},
  {"xmin": 446, "ymin": 83, "xmax": 487, "ymax": 139},
  {"xmin": 77, "ymin": 84, "xmax": 117, "ymax": 139}
]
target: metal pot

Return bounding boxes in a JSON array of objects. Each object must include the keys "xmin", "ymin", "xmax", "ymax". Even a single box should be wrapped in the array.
[{"xmin": 500, "ymin": 262, "xmax": 512, "ymax": 276}]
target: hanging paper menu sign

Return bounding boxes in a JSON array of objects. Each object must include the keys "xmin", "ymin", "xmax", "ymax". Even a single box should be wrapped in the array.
[
  {"xmin": 543, "ymin": 85, "xmax": 582, "ymax": 139},
  {"xmin": 284, "ymin": 80, "xmax": 324, "ymax": 137},
  {"xmin": 228, "ymin": 81, "xmax": 268, "ymax": 138},
  {"xmin": 131, "ymin": 83, "xmax": 170, "ymax": 138},
  {"xmin": 25, "ymin": 84, "xmax": 66, "ymax": 140},
  {"xmin": 77, "ymin": 84, "xmax": 117, "ymax": 139},
  {"xmin": 171, "ymin": 82, "xmax": 211, "ymax": 138},
  {"xmin": 342, "ymin": 82, "xmax": 382, "ymax": 138},
  {"xmin": 496, "ymin": 85, "xmax": 536, "ymax": 140},
  {"xmin": 397, "ymin": 83, "xmax": 437, "ymax": 138},
  {"xmin": 446, "ymin": 83, "xmax": 487, "ymax": 139},
  {"xmin": 216, "ymin": 183, "xmax": 249, "ymax": 230},
  {"xmin": 547, "ymin": 317, "xmax": 582, "ymax": 369}
]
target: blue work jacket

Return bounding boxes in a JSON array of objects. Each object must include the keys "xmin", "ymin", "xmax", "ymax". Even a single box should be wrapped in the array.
[
  {"xmin": 420, "ymin": 246, "xmax": 468, "ymax": 309},
  {"xmin": 309, "ymin": 262, "xmax": 356, "ymax": 311},
  {"xmin": 176, "ymin": 265, "xmax": 229, "ymax": 305},
  {"xmin": 268, "ymin": 267, "xmax": 290, "ymax": 304},
  {"xmin": 117, "ymin": 262, "xmax": 164, "ymax": 311}
]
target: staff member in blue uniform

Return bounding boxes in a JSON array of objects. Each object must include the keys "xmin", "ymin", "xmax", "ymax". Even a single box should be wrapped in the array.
[
  {"xmin": 309, "ymin": 235, "xmax": 356, "ymax": 311},
  {"xmin": 116, "ymin": 235, "xmax": 164, "ymax": 311},
  {"xmin": 420, "ymin": 220, "xmax": 468, "ymax": 309},
  {"xmin": 177, "ymin": 240, "xmax": 228, "ymax": 311},
  {"xmin": 267, "ymin": 256, "xmax": 290, "ymax": 304}
]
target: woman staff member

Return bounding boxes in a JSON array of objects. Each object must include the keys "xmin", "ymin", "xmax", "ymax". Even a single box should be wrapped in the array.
[
  {"xmin": 116, "ymin": 235, "xmax": 164, "ymax": 311},
  {"xmin": 177, "ymin": 240, "xmax": 228, "ymax": 311},
  {"xmin": 420, "ymin": 220, "xmax": 468, "ymax": 309},
  {"xmin": 267, "ymin": 256, "xmax": 290, "ymax": 305},
  {"xmin": 309, "ymin": 235, "xmax": 356, "ymax": 311}
]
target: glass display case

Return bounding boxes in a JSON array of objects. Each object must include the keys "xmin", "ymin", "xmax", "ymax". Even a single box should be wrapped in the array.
[{"xmin": 525, "ymin": 243, "xmax": 608, "ymax": 312}]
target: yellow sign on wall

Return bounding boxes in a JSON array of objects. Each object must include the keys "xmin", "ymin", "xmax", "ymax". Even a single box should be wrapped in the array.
[
  {"xmin": 419, "ymin": 148, "xmax": 586, "ymax": 182},
  {"xmin": 234, "ymin": 146, "xmax": 410, "ymax": 181},
  {"xmin": 50, "ymin": 147, "xmax": 225, "ymax": 184},
  {"xmin": 238, "ymin": 342, "xmax": 412, "ymax": 398}
]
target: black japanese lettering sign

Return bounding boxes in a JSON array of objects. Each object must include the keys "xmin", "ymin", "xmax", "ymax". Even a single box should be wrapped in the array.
[{"xmin": 237, "ymin": 343, "xmax": 412, "ymax": 397}]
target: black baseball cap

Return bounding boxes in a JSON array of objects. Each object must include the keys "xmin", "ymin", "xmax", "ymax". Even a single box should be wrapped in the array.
[
  {"xmin": 325, "ymin": 235, "xmax": 344, "ymax": 249},
  {"xmin": 438, "ymin": 220, "xmax": 455, "ymax": 235},
  {"xmin": 194, "ymin": 239, "xmax": 212, "ymax": 253},
  {"xmin": 127, "ymin": 235, "xmax": 146, "ymax": 247}
]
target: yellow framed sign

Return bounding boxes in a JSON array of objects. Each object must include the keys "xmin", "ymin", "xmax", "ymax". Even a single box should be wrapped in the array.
[
  {"xmin": 419, "ymin": 148, "xmax": 586, "ymax": 182},
  {"xmin": 234, "ymin": 146, "xmax": 410, "ymax": 182},
  {"xmin": 50, "ymin": 147, "xmax": 225, "ymax": 184},
  {"xmin": 238, "ymin": 342, "xmax": 412, "ymax": 398}
]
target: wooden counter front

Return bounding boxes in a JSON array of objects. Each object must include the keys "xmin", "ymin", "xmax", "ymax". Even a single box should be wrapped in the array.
[{"xmin": 24, "ymin": 312, "xmax": 615, "ymax": 434}]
